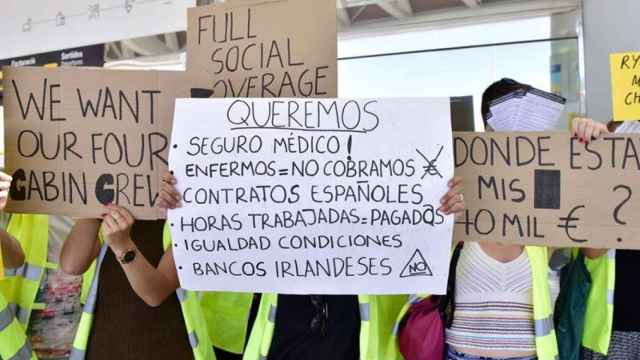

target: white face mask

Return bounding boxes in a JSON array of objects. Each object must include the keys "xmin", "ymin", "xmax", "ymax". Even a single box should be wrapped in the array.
[{"xmin": 615, "ymin": 121, "xmax": 640, "ymax": 134}]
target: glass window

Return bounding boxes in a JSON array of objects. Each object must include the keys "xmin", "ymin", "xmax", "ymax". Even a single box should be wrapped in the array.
[{"xmin": 338, "ymin": 16, "xmax": 580, "ymax": 130}]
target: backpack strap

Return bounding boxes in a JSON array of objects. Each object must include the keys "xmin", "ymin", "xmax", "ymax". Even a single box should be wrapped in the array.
[{"xmin": 441, "ymin": 242, "xmax": 464, "ymax": 328}]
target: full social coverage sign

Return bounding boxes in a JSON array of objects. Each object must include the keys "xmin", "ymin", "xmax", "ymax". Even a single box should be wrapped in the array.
[
  {"xmin": 168, "ymin": 98, "xmax": 455, "ymax": 294},
  {"xmin": 186, "ymin": 0, "xmax": 337, "ymax": 98}
]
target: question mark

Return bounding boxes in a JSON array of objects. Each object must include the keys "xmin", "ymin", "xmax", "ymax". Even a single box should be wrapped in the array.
[{"xmin": 613, "ymin": 185, "xmax": 632, "ymax": 225}]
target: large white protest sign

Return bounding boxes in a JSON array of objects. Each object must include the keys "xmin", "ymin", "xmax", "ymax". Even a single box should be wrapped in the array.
[{"xmin": 168, "ymin": 98, "xmax": 454, "ymax": 294}]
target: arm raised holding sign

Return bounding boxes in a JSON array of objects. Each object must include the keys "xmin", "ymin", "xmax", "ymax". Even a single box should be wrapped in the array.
[
  {"xmin": 572, "ymin": 117, "xmax": 610, "ymax": 260},
  {"xmin": 101, "ymin": 205, "xmax": 179, "ymax": 306},
  {"xmin": 59, "ymin": 208, "xmax": 199, "ymax": 358},
  {"xmin": 573, "ymin": 117, "xmax": 640, "ymax": 360},
  {"xmin": 60, "ymin": 207, "xmax": 178, "ymax": 307}
]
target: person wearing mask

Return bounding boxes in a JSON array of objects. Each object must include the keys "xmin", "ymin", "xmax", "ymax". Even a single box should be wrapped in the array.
[
  {"xmin": 0, "ymin": 171, "xmax": 33, "ymax": 360},
  {"xmin": 158, "ymin": 169, "xmax": 466, "ymax": 360},
  {"xmin": 60, "ymin": 204, "xmax": 254, "ymax": 360},
  {"xmin": 445, "ymin": 79, "xmax": 565, "ymax": 360},
  {"xmin": 391, "ymin": 79, "xmax": 604, "ymax": 360},
  {"xmin": 442, "ymin": 80, "xmax": 603, "ymax": 360},
  {"xmin": 579, "ymin": 118, "xmax": 640, "ymax": 360}
]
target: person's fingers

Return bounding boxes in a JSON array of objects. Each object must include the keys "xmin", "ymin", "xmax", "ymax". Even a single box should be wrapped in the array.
[
  {"xmin": 585, "ymin": 124, "xmax": 595, "ymax": 144},
  {"xmin": 101, "ymin": 220, "xmax": 112, "ymax": 235},
  {"xmin": 162, "ymin": 185, "xmax": 181, "ymax": 201},
  {"xmin": 571, "ymin": 117, "xmax": 580, "ymax": 138},
  {"xmin": 441, "ymin": 184, "xmax": 463, "ymax": 205},
  {"xmin": 0, "ymin": 190, "xmax": 8, "ymax": 199},
  {"xmin": 120, "ymin": 207, "xmax": 135, "ymax": 226},
  {"xmin": 444, "ymin": 195, "xmax": 463, "ymax": 212},
  {"xmin": 112, "ymin": 206, "xmax": 134, "ymax": 228},
  {"xmin": 162, "ymin": 170, "xmax": 177, "ymax": 185},
  {"xmin": 160, "ymin": 189, "xmax": 181, "ymax": 207},
  {"xmin": 448, "ymin": 200, "xmax": 466, "ymax": 215},
  {"xmin": 160, "ymin": 180, "xmax": 181, "ymax": 199},
  {"xmin": 594, "ymin": 123, "xmax": 610, "ymax": 138},
  {"xmin": 0, "ymin": 180, "xmax": 11, "ymax": 191},
  {"xmin": 104, "ymin": 206, "xmax": 120, "ymax": 222},
  {"xmin": 576, "ymin": 118, "xmax": 587, "ymax": 142},
  {"xmin": 102, "ymin": 215, "xmax": 117, "ymax": 234},
  {"xmin": 0, "ymin": 172, "xmax": 12, "ymax": 183},
  {"xmin": 448, "ymin": 176, "xmax": 462, "ymax": 188},
  {"xmin": 105, "ymin": 209, "xmax": 124, "ymax": 230},
  {"xmin": 157, "ymin": 198, "xmax": 171, "ymax": 210},
  {"xmin": 439, "ymin": 197, "xmax": 455, "ymax": 214},
  {"xmin": 442, "ymin": 178, "xmax": 463, "ymax": 199}
]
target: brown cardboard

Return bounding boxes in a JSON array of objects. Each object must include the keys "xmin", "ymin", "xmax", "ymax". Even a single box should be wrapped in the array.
[
  {"xmin": 186, "ymin": 0, "xmax": 337, "ymax": 98},
  {"xmin": 454, "ymin": 131, "xmax": 640, "ymax": 249},
  {"xmin": 3, "ymin": 66, "xmax": 189, "ymax": 219}
]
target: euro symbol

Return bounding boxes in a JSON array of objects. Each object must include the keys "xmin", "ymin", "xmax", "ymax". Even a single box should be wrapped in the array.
[
  {"xmin": 557, "ymin": 205, "xmax": 587, "ymax": 243},
  {"xmin": 417, "ymin": 145, "xmax": 444, "ymax": 180}
]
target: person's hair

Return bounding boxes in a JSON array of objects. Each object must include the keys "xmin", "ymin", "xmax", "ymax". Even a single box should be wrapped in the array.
[{"xmin": 481, "ymin": 78, "xmax": 530, "ymax": 127}]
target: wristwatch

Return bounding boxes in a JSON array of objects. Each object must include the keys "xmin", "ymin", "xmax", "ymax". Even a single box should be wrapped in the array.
[{"xmin": 118, "ymin": 248, "xmax": 137, "ymax": 265}]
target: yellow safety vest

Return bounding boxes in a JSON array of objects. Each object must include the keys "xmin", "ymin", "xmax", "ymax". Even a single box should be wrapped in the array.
[
  {"xmin": 1, "ymin": 215, "xmax": 49, "ymax": 328},
  {"xmin": 1, "ymin": 214, "xmax": 86, "ymax": 360},
  {"xmin": 0, "ymin": 289, "xmax": 36, "ymax": 360},
  {"xmin": 201, "ymin": 291, "xmax": 254, "ymax": 354},
  {"xmin": 582, "ymin": 249, "xmax": 615, "ymax": 355},
  {"xmin": 69, "ymin": 223, "xmax": 216, "ymax": 360},
  {"xmin": 243, "ymin": 294, "xmax": 405, "ymax": 360},
  {"xmin": 387, "ymin": 246, "xmax": 558, "ymax": 360}
]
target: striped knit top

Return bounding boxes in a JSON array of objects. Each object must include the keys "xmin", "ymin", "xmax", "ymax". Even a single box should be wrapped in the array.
[{"xmin": 446, "ymin": 242, "xmax": 535, "ymax": 356}]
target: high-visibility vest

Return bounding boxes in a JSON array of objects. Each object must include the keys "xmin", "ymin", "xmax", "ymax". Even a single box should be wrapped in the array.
[
  {"xmin": 69, "ymin": 224, "xmax": 216, "ymax": 360},
  {"xmin": 582, "ymin": 249, "xmax": 615, "ymax": 355},
  {"xmin": 387, "ymin": 246, "xmax": 558, "ymax": 360},
  {"xmin": 1, "ymin": 215, "xmax": 49, "ymax": 328},
  {"xmin": 201, "ymin": 291, "xmax": 254, "ymax": 354},
  {"xmin": 0, "ymin": 285, "xmax": 36, "ymax": 359},
  {"xmin": 0, "ymin": 215, "xmax": 92, "ymax": 360},
  {"xmin": 243, "ymin": 294, "xmax": 406, "ymax": 360}
]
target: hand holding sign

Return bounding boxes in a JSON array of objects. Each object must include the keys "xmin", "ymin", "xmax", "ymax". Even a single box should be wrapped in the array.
[
  {"xmin": 158, "ymin": 171, "xmax": 182, "ymax": 210},
  {"xmin": 102, "ymin": 205, "xmax": 136, "ymax": 251},
  {"xmin": 0, "ymin": 172, "xmax": 12, "ymax": 211},
  {"xmin": 571, "ymin": 117, "xmax": 609, "ymax": 143},
  {"xmin": 439, "ymin": 177, "xmax": 465, "ymax": 216}
]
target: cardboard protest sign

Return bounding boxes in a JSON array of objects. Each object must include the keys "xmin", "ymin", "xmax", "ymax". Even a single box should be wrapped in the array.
[
  {"xmin": 186, "ymin": 0, "xmax": 337, "ymax": 98},
  {"xmin": 3, "ymin": 66, "xmax": 189, "ymax": 219},
  {"xmin": 454, "ymin": 131, "xmax": 640, "ymax": 249},
  {"xmin": 168, "ymin": 98, "xmax": 454, "ymax": 294},
  {"xmin": 610, "ymin": 52, "xmax": 640, "ymax": 121}
]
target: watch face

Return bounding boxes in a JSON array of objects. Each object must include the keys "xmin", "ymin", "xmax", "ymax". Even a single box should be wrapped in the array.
[{"xmin": 122, "ymin": 250, "xmax": 136, "ymax": 264}]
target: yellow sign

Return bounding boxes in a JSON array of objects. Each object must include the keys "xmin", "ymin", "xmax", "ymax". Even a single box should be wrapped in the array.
[{"xmin": 610, "ymin": 52, "xmax": 640, "ymax": 121}]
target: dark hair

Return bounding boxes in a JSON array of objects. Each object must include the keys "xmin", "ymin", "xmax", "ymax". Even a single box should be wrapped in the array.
[{"xmin": 481, "ymin": 78, "xmax": 530, "ymax": 127}]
